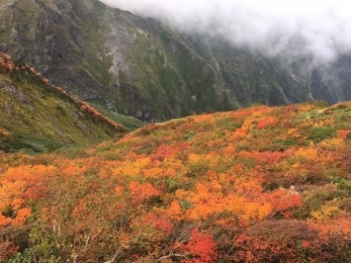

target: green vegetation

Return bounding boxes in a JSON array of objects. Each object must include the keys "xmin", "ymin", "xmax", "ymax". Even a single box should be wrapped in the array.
[
  {"xmin": 307, "ymin": 126, "xmax": 336, "ymax": 143},
  {"xmin": 0, "ymin": 53, "xmax": 126, "ymax": 154},
  {"xmin": 91, "ymin": 104, "xmax": 144, "ymax": 130}
]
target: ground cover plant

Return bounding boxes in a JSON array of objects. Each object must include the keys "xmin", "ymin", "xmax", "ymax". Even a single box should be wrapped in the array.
[
  {"xmin": 2, "ymin": 48, "xmax": 351, "ymax": 263},
  {"xmin": 2, "ymin": 98, "xmax": 351, "ymax": 262}
]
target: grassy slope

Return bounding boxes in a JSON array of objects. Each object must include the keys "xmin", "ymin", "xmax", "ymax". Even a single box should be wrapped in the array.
[
  {"xmin": 0, "ymin": 53, "xmax": 127, "ymax": 153},
  {"xmin": 91, "ymin": 104, "xmax": 144, "ymax": 131}
]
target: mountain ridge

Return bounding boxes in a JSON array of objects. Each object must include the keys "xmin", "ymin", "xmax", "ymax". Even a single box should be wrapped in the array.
[
  {"xmin": 1, "ymin": 0, "xmax": 351, "ymax": 122},
  {"xmin": 0, "ymin": 52, "xmax": 128, "ymax": 153}
]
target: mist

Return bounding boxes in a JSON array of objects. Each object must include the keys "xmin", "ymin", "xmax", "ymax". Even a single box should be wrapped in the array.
[{"xmin": 100, "ymin": 0, "xmax": 351, "ymax": 65}]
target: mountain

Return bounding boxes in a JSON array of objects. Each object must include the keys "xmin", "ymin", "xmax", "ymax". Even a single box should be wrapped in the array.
[
  {"xmin": 0, "ymin": 52, "xmax": 127, "ymax": 153},
  {"xmin": 188, "ymin": 35, "xmax": 351, "ymax": 106},
  {"xmin": 1, "ymin": 0, "xmax": 351, "ymax": 122},
  {"xmin": 0, "ymin": 0, "xmax": 233, "ymax": 121},
  {"xmin": 2, "ymin": 100, "xmax": 351, "ymax": 261}
]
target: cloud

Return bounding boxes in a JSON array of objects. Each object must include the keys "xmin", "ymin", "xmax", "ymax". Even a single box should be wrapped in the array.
[{"xmin": 99, "ymin": 0, "xmax": 351, "ymax": 65}]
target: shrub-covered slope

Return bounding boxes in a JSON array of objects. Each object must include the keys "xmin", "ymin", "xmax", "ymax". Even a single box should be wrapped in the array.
[
  {"xmin": 2, "ymin": 101, "xmax": 351, "ymax": 262},
  {"xmin": 0, "ymin": 53, "xmax": 127, "ymax": 153}
]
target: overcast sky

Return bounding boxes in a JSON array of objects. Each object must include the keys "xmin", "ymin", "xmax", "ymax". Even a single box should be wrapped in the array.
[{"xmin": 99, "ymin": 0, "xmax": 351, "ymax": 65}]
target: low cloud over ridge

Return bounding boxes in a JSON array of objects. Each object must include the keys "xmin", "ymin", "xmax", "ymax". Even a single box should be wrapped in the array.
[{"xmin": 100, "ymin": 0, "xmax": 351, "ymax": 65}]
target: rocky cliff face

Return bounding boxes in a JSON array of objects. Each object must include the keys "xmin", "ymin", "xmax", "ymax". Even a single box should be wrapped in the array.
[
  {"xmin": 0, "ymin": 0, "xmax": 232, "ymax": 121},
  {"xmin": 188, "ymin": 35, "xmax": 351, "ymax": 107},
  {"xmin": 1, "ymin": 0, "xmax": 351, "ymax": 121}
]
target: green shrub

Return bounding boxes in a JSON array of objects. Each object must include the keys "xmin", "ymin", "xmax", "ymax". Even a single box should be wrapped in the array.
[
  {"xmin": 215, "ymin": 117, "xmax": 243, "ymax": 131},
  {"xmin": 294, "ymin": 187, "xmax": 348, "ymax": 219},
  {"xmin": 337, "ymin": 104, "xmax": 348, "ymax": 109},
  {"xmin": 307, "ymin": 127, "xmax": 336, "ymax": 143}
]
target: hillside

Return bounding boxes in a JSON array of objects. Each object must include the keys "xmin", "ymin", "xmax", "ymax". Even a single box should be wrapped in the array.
[
  {"xmin": 2, "ymin": 101, "xmax": 351, "ymax": 262},
  {"xmin": 0, "ymin": 0, "xmax": 234, "ymax": 121},
  {"xmin": 2, "ymin": 0, "xmax": 351, "ymax": 122},
  {"xmin": 0, "ymin": 53, "xmax": 127, "ymax": 153}
]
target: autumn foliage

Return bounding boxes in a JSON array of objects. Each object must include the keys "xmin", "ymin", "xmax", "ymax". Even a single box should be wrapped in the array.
[
  {"xmin": 0, "ymin": 53, "xmax": 20, "ymax": 73},
  {"xmin": 79, "ymin": 101, "xmax": 127, "ymax": 132},
  {"xmin": 2, "ymin": 102, "xmax": 351, "ymax": 261}
]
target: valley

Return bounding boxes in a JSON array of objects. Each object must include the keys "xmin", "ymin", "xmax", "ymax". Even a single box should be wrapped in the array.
[{"xmin": 1, "ymin": 0, "xmax": 351, "ymax": 262}]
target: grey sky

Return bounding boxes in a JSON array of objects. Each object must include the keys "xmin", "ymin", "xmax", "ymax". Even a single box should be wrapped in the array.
[{"xmin": 99, "ymin": 0, "xmax": 351, "ymax": 65}]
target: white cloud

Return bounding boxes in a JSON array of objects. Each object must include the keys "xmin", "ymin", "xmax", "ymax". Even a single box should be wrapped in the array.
[{"xmin": 99, "ymin": 0, "xmax": 351, "ymax": 64}]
